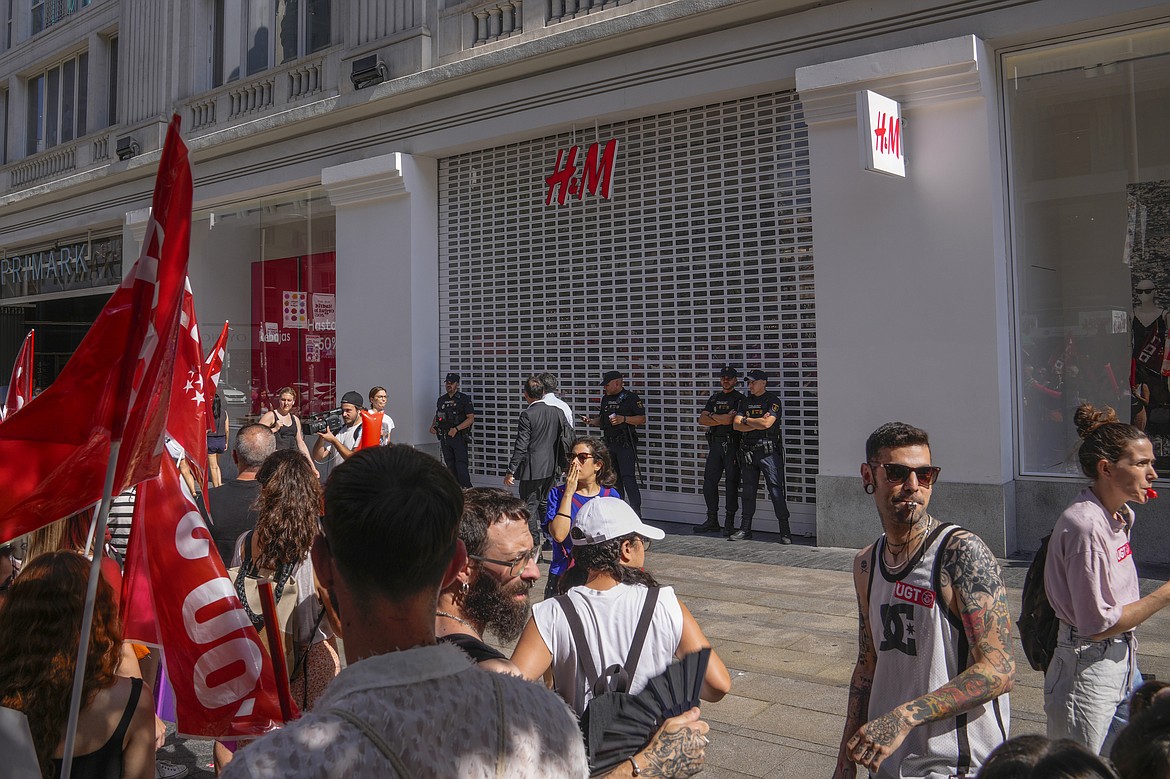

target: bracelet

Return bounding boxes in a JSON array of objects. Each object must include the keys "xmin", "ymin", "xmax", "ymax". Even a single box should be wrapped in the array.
[
  {"xmin": 628, "ymin": 756, "xmax": 641, "ymax": 776},
  {"xmin": 556, "ymin": 512, "xmax": 571, "ymax": 519}
]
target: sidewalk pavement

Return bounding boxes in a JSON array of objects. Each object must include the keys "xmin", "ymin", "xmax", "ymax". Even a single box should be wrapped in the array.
[{"xmin": 159, "ymin": 523, "xmax": 1170, "ymax": 777}]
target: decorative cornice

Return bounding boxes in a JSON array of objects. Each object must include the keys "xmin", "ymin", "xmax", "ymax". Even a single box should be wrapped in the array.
[{"xmin": 320, "ymin": 153, "xmax": 409, "ymax": 207}]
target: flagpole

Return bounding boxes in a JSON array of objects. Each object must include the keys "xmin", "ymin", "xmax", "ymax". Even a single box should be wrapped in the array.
[{"xmin": 60, "ymin": 439, "xmax": 121, "ymax": 779}]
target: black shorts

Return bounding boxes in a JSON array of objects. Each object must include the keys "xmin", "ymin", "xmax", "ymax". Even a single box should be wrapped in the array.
[{"xmin": 207, "ymin": 435, "xmax": 228, "ymax": 454}]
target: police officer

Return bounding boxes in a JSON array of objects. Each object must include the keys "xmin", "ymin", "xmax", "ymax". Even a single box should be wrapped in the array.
[
  {"xmin": 731, "ymin": 369, "xmax": 791, "ymax": 543},
  {"xmin": 695, "ymin": 366, "xmax": 745, "ymax": 536},
  {"xmin": 430, "ymin": 372, "xmax": 476, "ymax": 488},
  {"xmin": 582, "ymin": 370, "xmax": 645, "ymax": 515}
]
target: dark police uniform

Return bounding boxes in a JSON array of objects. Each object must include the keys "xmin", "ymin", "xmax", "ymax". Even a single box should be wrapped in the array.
[
  {"xmin": 700, "ymin": 382, "xmax": 745, "ymax": 534},
  {"xmin": 735, "ymin": 376, "xmax": 791, "ymax": 541},
  {"xmin": 599, "ymin": 388, "xmax": 645, "ymax": 516},
  {"xmin": 434, "ymin": 382, "xmax": 475, "ymax": 488}
]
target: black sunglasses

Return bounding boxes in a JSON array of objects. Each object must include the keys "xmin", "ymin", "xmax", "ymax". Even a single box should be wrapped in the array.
[
  {"xmin": 572, "ymin": 453, "xmax": 596, "ymax": 462},
  {"xmin": 869, "ymin": 462, "xmax": 941, "ymax": 487}
]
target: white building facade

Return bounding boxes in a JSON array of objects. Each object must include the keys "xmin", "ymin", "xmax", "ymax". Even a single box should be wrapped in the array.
[{"xmin": 2, "ymin": 0, "xmax": 1168, "ymax": 561}]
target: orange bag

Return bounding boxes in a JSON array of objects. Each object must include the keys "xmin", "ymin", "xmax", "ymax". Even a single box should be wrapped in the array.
[{"xmin": 359, "ymin": 410, "xmax": 384, "ymax": 448}]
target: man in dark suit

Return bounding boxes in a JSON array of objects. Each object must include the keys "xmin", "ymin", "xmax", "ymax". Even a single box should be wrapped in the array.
[{"xmin": 504, "ymin": 375, "xmax": 572, "ymax": 546}]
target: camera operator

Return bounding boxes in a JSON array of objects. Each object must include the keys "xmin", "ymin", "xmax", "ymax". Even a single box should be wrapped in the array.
[{"xmin": 312, "ymin": 392, "xmax": 365, "ymax": 477}]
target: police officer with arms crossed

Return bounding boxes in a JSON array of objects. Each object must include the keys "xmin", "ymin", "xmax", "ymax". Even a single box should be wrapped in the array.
[
  {"xmin": 431, "ymin": 372, "xmax": 476, "ymax": 488},
  {"xmin": 695, "ymin": 367, "xmax": 745, "ymax": 536},
  {"xmin": 731, "ymin": 369, "xmax": 792, "ymax": 543},
  {"xmin": 582, "ymin": 370, "xmax": 645, "ymax": 516}
]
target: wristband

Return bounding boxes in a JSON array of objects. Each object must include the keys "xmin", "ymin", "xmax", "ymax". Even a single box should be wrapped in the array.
[{"xmin": 556, "ymin": 512, "xmax": 571, "ymax": 519}]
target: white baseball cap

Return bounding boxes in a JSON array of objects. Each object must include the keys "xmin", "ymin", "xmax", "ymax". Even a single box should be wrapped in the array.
[{"xmin": 570, "ymin": 497, "xmax": 666, "ymax": 546}]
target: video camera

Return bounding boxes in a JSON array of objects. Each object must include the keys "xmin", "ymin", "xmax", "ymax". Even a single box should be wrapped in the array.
[{"xmin": 303, "ymin": 407, "xmax": 346, "ymax": 436}]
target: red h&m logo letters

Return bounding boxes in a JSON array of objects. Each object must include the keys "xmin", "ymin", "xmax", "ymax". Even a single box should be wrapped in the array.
[
  {"xmin": 545, "ymin": 139, "xmax": 619, "ymax": 206},
  {"xmin": 873, "ymin": 111, "xmax": 902, "ymax": 159},
  {"xmin": 894, "ymin": 581, "xmax": 936, "ymax": 609}
]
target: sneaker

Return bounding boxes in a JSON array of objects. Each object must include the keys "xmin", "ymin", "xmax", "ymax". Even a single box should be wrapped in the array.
[
  {"xmin": 780, "ymin": 535, "xmax": 793, "ymax": 545},
  {"xmin": 729, "ymin": 529, "xmax": 753, "ymax": 541},
  {"xmin": 156, "ymin": 761, "xmax": 189, "ymax": 779},
  {"xmin": 692, "ymin": 521, "xmax": 721, "ymax": 534}
]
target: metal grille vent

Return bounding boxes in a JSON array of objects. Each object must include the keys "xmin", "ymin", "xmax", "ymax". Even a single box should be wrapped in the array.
[{"xmin": 438, "ymin": 90, "xmax": 818, "ymax": 534}]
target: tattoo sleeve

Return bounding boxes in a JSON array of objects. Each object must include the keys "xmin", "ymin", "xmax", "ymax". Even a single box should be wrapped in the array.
[{"xmin": 899, "ymin": 532, "xmax": 1015, "ymax": 726}]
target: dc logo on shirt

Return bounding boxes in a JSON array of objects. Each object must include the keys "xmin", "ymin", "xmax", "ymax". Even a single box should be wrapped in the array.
[
  {"xmin": 1118, "ymin": 542, "xmax": 1132, "ymax": 563},
  {"xmin": 879, "ymin": 602, "xmax": 917, "ymax": 657}
]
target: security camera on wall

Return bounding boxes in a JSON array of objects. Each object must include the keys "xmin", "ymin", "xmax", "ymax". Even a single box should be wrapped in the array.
[{"xmin": 350, "ymin": 55, "xmax": 388, "ymax": 90}]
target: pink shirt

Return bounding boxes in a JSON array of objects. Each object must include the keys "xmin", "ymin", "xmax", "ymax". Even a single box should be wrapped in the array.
[{"xmin": 1044, "ymin": 488, "xmax": 1141, "ymax": 636}]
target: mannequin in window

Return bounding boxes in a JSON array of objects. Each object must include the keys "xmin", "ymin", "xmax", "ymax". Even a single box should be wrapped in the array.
[{"xmin": 1132, "ymin": 279, "xmax": 1170, "ymax": 430}]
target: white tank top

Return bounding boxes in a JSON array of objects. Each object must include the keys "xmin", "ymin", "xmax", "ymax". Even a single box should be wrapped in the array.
[{"xmin": 866, "ymin": 523, "xmax": 1010, "ymax": 779}]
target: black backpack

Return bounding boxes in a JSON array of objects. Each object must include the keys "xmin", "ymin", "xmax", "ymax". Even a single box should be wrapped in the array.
[{"xmin": 1017, "ymin": 533, "xmax": 1059, "ymax": 673}]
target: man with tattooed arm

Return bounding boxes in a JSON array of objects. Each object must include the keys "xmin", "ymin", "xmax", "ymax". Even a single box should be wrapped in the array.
[{"xmin": 834, "ymin": 422, "xmax": 1014, "ymax": 779}]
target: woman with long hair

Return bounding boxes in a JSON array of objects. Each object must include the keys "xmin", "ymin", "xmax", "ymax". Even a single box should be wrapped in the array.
[
  {"xmin": 514, "ymin": 497, "xmax": 731, "ymax": 720},
  {"xmin": 257, "ymin": 386, "xmax": 317, "ymax": 476},
  {"xmin": 543, "ymin": 436, "xmax": 620, "ymax": 597},
  {"xmin": 233, "ymin": 449, "xmax": 337, "ymax": 706},
  {"xmin": 0, "ymin": 551, "xmax": 155, "ymax": 779},
  {"xmin": 1044, "ymin": 403, "xmax": 1170, "ymax": 754}
]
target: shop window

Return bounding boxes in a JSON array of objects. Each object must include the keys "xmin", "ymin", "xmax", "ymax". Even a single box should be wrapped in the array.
[
  {"xmin": 212, "ymin": 0, "xmax": 331, "ymax": 87},
  {"xmin": 189, "ymin": 190, "xmax": 337, "ymax": 437},
  {"xmin": 31, "ymin": 0, "xmax": 92, "ymax": 36},
  {"xmin": 1005, "ymin": 26, "xmax": 1170, "ymax": 475},
  {"xmin": 25, "ymin": 51, "xmax": 88, "ymax": 155}
]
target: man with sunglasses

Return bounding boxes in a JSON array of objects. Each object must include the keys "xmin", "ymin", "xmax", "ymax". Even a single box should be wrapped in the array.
[
  {"xmin": 731, "ymin": 369, "xmax": 791, "ymax": 542},
  {"xmin": 695, "ymin": 366, "xmax": 746, "ymax": 535},
  {"xmin": 834, "ymin": 422, "xmax": 1013, "ymax": 779}
]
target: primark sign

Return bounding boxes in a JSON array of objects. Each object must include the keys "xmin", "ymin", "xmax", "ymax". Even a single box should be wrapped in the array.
[{"xmin": 0, "ymin": 235, "xmax": 122, "ymax": 300}]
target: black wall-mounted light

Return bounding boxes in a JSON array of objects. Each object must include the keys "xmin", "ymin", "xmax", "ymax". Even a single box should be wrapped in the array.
[
  {"xmin": 350, "ymin": 55, "xmax": 388, "ymax": 90},
  {"xmin": 115, "ymin": 136, "xmax": 140, "ymax": 161}
]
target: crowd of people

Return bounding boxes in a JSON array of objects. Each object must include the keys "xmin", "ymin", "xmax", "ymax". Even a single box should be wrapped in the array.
[{"xmin": 4, "ymin": 365, "xmax": 1170, "ymax": 779}]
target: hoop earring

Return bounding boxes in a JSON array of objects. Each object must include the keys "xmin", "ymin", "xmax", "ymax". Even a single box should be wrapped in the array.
[
  {"xmin": 460, "ymin": 581, "xmax": 469, "ymax": 595},
  {"xmin": 863, "ymin": 482, "xmax": 875, "ymax": 495}
]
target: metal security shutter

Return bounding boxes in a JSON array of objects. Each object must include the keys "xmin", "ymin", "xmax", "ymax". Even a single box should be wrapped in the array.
[{"xmin": 439, "ymin": 91, "xmax": 818, "ymax": 536}]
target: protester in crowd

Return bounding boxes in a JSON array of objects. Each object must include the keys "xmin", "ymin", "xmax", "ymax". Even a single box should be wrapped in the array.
[
  {"xmin": 232, "ymin": 449, "xmax": 337, "ymax": 708},
  {"xmin": 367, "ymin": 386, "xmax": 394, "ymax": 445},
  {"xmin": 216, "ymin": 449, "xmax": 337, "ymax": 773},
  {"xmin": 1044, "ymin": 404, "xmax": 1170, "ymax": 754},
  {"xmin": 257, "ymin": 386, "xmax": 317, "ymax": 476},
  {"xmin": 977, "ymin": 734, "xmax": 1119, "ymax": 779},
  {"xmin": 514, "ymin": 497, "xmax": 731, "ymax": 720},
  {"xmin": 544, "ymin": 436, "xmax": 620, "ymax": 597},
  {"xmin": 835, "ymin": 422, "xmax": 1014, "ymax": 779},
  {"xmin": 1111, "ymin": 694, "xmax": 1170, "ymax": 779},
  {"xmin": 435, "ymin": 488, "xmax": 539, "ymax": 674},
  {"xmin": 0, "ymin": 543, "xmax": 16, "ymax": 606},
  {"xmin": 220, "ymin": 445, "xmax": 592, "ymax": 778},
  {"xmin": 207, "ymin": 391, "xmax": 228, "ymax": 488},
  {"xmin": 207, "ymin": 424, "xmax": 275, "ymax": 565},
  {"xmin": 0, "ymin": 551, "xmax": 156, "ymax": 779},
  {"xmin": 504, "ymin": 375, "xmax": 572, "ymax": 548}
]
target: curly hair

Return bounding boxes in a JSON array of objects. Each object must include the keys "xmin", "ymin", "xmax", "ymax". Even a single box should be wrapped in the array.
[
  {"xmin": 1073, "ymin": 403, "xmax": 1149, "ymax": 480},
  {"xmin": 0, "ymin": 551, "xmax": 122, "ymax": 778},
  {"xmin": 253, "ymin": 449, "xmax": 322, "ymax": 569},
  {"xmin": 460, "ymin": 488, "xmax": 529, "ymax": 558},
  {"xmin": 559, "ymin": 532, "xmax": 660, "ymax": 593},
  {"xmin": 571, "ymin": 437, "xmax": 618, "ymax": 487}
]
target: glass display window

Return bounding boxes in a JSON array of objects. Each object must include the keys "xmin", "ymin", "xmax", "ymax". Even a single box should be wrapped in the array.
[
  {"xmin": 189, "ymin": 189, "xmax": 336, "ymax": 430},
  {"xmin": 1005, "ymin": 24, "xmax": 1170, "ymax": 474}
]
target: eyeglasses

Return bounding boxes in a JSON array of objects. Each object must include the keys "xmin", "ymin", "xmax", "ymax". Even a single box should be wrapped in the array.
[
  {"xmin": 470, "ymin": 548, "xmax": 539, "ymax": 577},
  {"xmin": 639, "ymin": 536, "xmax": 652, "ymax": 552},
  {"xmin": 869, "ymin": 462, "xmax": 941, "ymax": 487},
  {"xmin": 572, "ymin": 452, "xmax": 596, "ymax": 462},
  {"xmin": 1138, "ymin": 289, "xmax": 1156, "ymax": 295}
]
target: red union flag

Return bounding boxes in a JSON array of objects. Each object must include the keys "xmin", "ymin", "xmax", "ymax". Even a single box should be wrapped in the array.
[
  {"xmin": 128, "ymin": 456, "xmax": 290, "ymax": 737},
  {"xmin": 1, "ymin": 329, "xmax": 34, "ymax": 421},
  {"xmin": 0, "ymin": 115, "xmax": 191, "ymax": 541},
  {"xmin": 167, "ymin": 280, "xmax": 209, "ymax": 481},
  {"xmin": 204, "ymin": 321, "xmax": 229, "ymax": 432}
]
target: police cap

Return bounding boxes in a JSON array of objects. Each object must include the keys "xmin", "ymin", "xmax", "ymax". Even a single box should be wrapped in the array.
[
  {"xmin": 745, "ymin": 369, "xmax": 769, "ymax": 382},
  {"xmin": 720, "ymin": 366, "xmax": 739, "ymax": 378},
  {"xmin": 445, "ymin": 373, "xmax": 460, "ymax": 384},
  {"xmin": 600, "ymin": 370, "xmax": 623, "ymax": 386}
]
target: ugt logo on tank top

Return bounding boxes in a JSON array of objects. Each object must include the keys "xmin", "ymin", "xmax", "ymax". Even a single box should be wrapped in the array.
[{"xmin": 894, "ymin": 581, "xmax": 935, "ymax": 608}]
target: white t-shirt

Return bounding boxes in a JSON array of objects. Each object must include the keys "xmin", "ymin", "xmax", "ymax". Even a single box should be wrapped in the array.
[
  {"xmin": 539, "ymin": 393, "xmax": 575, "ymax": 427},
  {"xmin": 532, "ymin": 582, "xmax": 684, "ymax": 716},
  {"xmin": 314, "ymin": 422, "xmax": 362, "ymax": 469}
]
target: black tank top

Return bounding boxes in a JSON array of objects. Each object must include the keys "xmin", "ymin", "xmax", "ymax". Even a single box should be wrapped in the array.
[
  {"xmin": 272, "ymin": 415, "xmax": 299, "ymax": 451},
  {"xmin": 52, "ymin": 677, "xmax": 143, "ymax": 779}
]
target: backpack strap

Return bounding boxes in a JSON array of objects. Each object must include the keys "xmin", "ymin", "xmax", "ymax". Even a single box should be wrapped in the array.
[{"xmin": 621, "ymin": 586, "xmax": 660, "ymax": 683}]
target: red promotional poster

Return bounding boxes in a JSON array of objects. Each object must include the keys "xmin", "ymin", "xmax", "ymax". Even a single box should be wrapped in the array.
[{"xmin": 132, "ymin": 456, "xmax": 292, "ymax": 737}]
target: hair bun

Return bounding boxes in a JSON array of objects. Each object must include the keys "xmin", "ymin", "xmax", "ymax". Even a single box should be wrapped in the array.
[{"xmin": 1074, "ymin": 403, "xmax": 1119, "ymax": 439}]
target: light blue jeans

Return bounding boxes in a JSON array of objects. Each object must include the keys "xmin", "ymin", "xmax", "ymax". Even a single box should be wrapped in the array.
[{"xmin": 1043, "ymin": 621, "xmax": 1137, "ymax": 755}]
